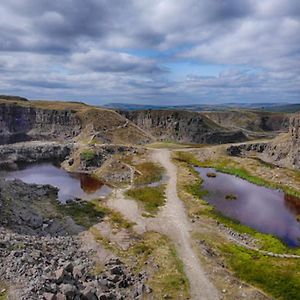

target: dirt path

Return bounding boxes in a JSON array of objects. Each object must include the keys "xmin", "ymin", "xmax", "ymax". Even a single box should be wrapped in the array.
[
  {"xmin": 108, "ymin": 149, "xmax": 219, "ymax": 299},
  {"xmin": 151, "ymin": 149, "xmax": 219, "ymax": 300}
]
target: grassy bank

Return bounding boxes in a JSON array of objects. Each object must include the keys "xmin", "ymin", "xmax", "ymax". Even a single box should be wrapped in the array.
[
  {"xmin": 125, "ymin": 185, "xmax": 166, "ymax": 215},
  {"xmin": 133, "ymin": 161, "xmax": 164, "ymax": 185},
  {"xmin": 205, "ymin": 208, "xmax": 300, "ymax": 255},
  {"xmin": 213, "ymin": 240, "xmax": 300, "ymax": 300},
  {"xmin": 175, "ymin": 151, "xmax": 300, "ymax": 198},
  {"xmin": 175, "ymin": 151, "xmax": 300, "ymax": 299}
]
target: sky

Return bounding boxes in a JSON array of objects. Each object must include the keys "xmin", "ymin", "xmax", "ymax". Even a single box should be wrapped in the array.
[{"xmin": 0, "ymin": 0, "xmax": 299, "ymax": 105}]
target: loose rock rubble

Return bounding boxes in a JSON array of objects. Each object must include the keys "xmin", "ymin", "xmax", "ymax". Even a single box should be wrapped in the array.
[
  {"xmin": 0, "ymin": 229, "xmax": 150, "ymax": 300},
  {"xmin": 0, "ymin": 179, "xmax": 71, "ymax": 236},
  {"xmin": 217, "ymin": 223, "xmax": 258, "ymax": 248}
]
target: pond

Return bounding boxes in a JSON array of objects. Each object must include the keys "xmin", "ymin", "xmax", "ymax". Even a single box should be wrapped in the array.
[
  {"xmin": 195, "ymin": 167, "xmax": 300, "ymax": 247},
  {"xmin": 5, "ymin": 163, "xmax": 112, "ymax": 203}
]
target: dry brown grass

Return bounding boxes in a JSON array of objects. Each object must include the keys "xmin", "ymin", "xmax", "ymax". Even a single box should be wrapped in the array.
[{"xmin": 0, "ymin": 99, "xmax": 90, "ymax": 110}]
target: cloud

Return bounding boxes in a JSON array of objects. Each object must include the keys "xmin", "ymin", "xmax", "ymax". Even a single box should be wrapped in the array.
[
  {"xmin": 0, "ymin": 0, "xmax": 298, "ymax": 104},
  {"xmin": 70, "ymin": 49, "xmax": 165, "ymax": 74}
]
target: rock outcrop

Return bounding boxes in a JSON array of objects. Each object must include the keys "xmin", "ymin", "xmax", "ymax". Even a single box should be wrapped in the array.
[
  {"xmin": 0, "ymin": 102, "xmax": 81, "ymax": 141},
  {"xmin": 78, "ymin": 145, "xmax": 135, "ymax": 171},
  {"xmin": 121, "ymin": 109, "xmax": 248, "ymax": 144},
  {"xmin": 0, "ymin": 141, "xmax": 73, "ymax": 167},
  {"xmin": 0, "ymin": 178, "xmax": 70, "ymax": 236},
  {"xmin": 262, "ymin": 112, "xmax": 300, "ymax": 168},
  {"xmin": 227, "ymin": 142, "xmax": 268, "ymax": 157},
  {"xmin": 204, "ymin": 110, "xmax": 289, "ymax": 133},
  {"xmin": 227, "ymin": 112, "xmax": 300, "ymax": 170}
]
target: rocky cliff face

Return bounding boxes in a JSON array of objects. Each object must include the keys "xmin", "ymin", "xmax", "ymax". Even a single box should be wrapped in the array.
[
  {"xmin": 121, "ymin": 109, "xmax": 248, "ymax": 144},
  {"xmin": 227, "ymin": 112, "xmax": 300, "ymax": 169},
  {"xmin": 0, "ymin": 99, "xmax": 154, "ymax": 145},
  {"xmin": 0, "ymin": 102, "xmax": 81, "ymax": 140},
  {"xmin": 204, "ymin": 110, "xmax": 289, "ymax": 133},
  {"xmin": 265, "ymin": 112, "xmax": 300, "ymax": 168},
  {"xmin": 0, "ymin": 141, "xmax": 73, "ymax": 167}
]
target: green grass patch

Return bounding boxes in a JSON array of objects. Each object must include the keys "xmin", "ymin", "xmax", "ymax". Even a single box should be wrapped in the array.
[
  {"xmin": 219, "ymin": 243, "xmax": 300, "ymax": 300},
  {"xmin": 134, "ymin": 162, "xmax": 164, "ymax": 185},
  {"xmin": 57, "ymin": 199, "xmax": 134, "ymax": 229},
  {"xmin": 80, "ymin": 150, "xmax": 96, "ymax": 161},
  {"xmin": 109, "ymin": 210, "xmax": 135, "ymax": 229},
  {"xmin": 58, "ymin": 200, "xmax": 109, "ymax": 228},
  {"xmin": 126, "ymin": 185, "xmax": 166, "ymax": 214},
  {"xmin": 184, "ymin": 180, "xmax": 209, "ymax": 199},
  {"xmin": 174, "ymin": 151, "xmax": 202, "ymax": 166}
]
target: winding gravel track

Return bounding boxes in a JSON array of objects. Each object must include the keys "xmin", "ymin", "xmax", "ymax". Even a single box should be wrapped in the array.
[
  {"xmin": 108, "ymin": 149, "xmax": 219, "ymax": 299},
  {"xmin": 151, "ymin": 149, "xmax": 219, "ymax": 300}
]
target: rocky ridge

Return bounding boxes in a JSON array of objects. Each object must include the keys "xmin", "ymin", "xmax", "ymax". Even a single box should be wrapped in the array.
[{"xmin": 0, "ymin": 98, "xmax": 153, "ymax": 145}]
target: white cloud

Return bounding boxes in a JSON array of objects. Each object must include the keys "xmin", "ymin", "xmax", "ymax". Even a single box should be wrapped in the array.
[{"xmin": 0, "ymin": 0, "xmax": 298, "ymax": 104}]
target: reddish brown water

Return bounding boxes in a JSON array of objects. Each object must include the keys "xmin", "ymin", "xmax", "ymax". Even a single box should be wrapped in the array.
[
  {"xmin": 6, "ymin": 163, "xmax": 112, "ymax": 203},
  {"xmin": 196, "ymin": 167, "xmax": 300, "ymax": 247}
]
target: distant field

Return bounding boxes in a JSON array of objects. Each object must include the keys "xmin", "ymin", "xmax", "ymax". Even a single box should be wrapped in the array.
[{"xmin": 104, "ymin": 102, "xmax": 300, "ymax": 113}]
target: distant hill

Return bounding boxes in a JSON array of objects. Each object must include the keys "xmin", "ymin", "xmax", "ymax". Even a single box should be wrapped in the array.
[
  {"xmin": 256, "ymin": 103, "xmax": 300, "ymax": 113},
  {"xmin": 0, "ymin": 95, "xmax": 28, "ymax": 102},
  {"xmin": 104, "ymin": 102, "xmax": 300, "ymax": 113}
]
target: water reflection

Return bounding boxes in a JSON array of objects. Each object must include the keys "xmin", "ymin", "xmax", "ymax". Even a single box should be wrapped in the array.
[
  {"xmin": 76, "ymin": 174, "xmax": 105, "ymax": 194},
  {"xmin": 284, "ymin": 194, "xmax": 300, "ymax": 215},
  {"xmin": 195, "ymin": 167, "xmax": 300, "ymax": 247},
  {"xmin": 5, "ymin": 163, "xmax": 111, "ymax": 203}
]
